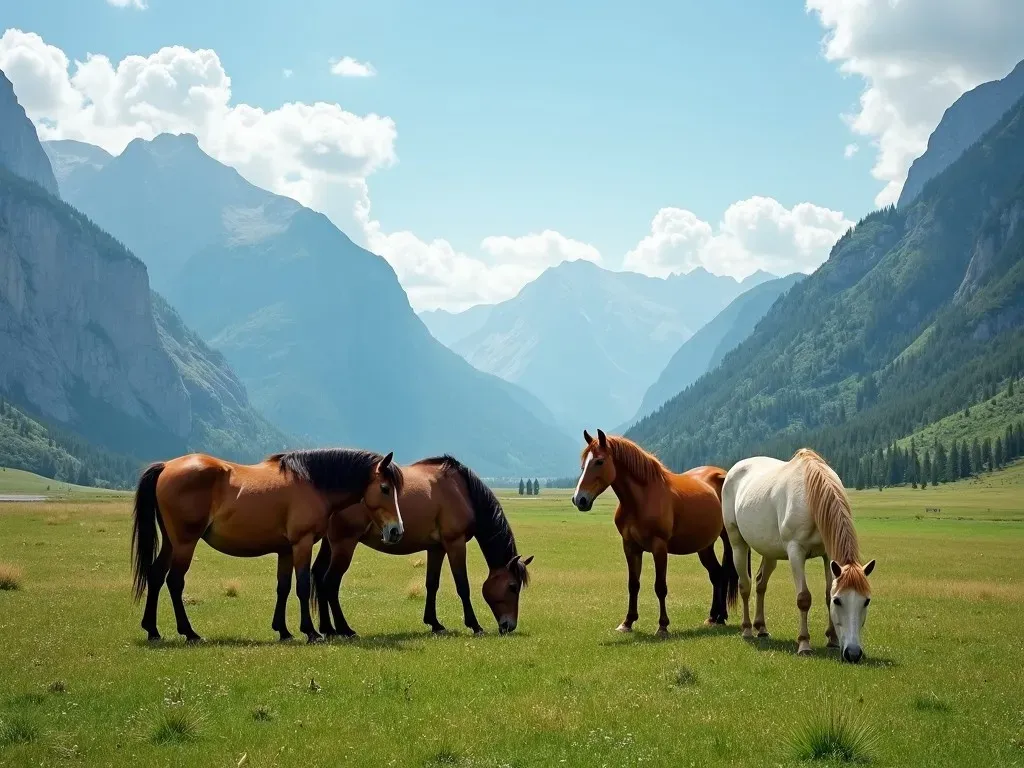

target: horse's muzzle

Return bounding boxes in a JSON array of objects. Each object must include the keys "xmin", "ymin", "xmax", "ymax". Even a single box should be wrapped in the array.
[
  {"xmin": 842, "ymin": 645, "xmax": 863, "ymax": 664},
  {"xmin": 498, "ymin": 617, "xmax": 517, "ymax": 635},
  {"xmin": 382, "ymin": 523, "xmax": 403, "ymax": 544},
  {"xmin": 572, "ymin": 494, "xmax": 592, "ymax": 512}
]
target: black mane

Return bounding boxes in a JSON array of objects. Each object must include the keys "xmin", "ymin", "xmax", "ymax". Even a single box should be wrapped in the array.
[
  {"xmin": 416, "ymin": 455, "xmax": 528, "ymax": 586},
  {"xmin": 270, "ymin": 448, "xmax": 404, "ymax": 495}
]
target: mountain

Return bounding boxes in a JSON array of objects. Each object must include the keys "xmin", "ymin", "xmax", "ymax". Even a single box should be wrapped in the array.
[
  {"xmin": 446, "ymin": 259, "xmax": 772, "ymax": 432},
  {"xmin": 632, "ymin": 272, "xmax": 804, "ymax": 424},
  {"xmin": 42, "ymin": 139, "xmax": 113, "ymax": 199},
  {"xmin": 53, "ymin": 133, "xmax": 577, "ymax": 477},
  {"xmin": 0, "ymin": 73, "xmax": 58, "ymax": 196},
  {"xmin": 629, "ymin": 91, "xmax": 1024, "ymax": 488},
  {"xmin": 898, "ymin": 59, "xmax": 1024, "ymax": 208},
  {"xmin": 420, "ymin": 304, "xmax": 494, "ymax": 347}
]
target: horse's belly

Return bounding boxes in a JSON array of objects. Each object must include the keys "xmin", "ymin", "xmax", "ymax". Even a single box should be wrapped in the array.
[{"xmin": 735, "ymin": 518, "xmax": 789, "ymax": 560}]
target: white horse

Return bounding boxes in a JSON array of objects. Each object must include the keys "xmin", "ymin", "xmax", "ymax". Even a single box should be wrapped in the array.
[{"xmin": 722, "ymin": 449, "xmax": 875, "ymax": 663}]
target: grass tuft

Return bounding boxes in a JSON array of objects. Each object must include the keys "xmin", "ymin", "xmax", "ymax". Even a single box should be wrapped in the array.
[
  {"xmin": 223, "ymin": 579, "xmax": 241, "ymax": 598},
  {"xmin": 151, "ymin": 707, "xmax": 203, "ymax": 745},
  {"xmin": 406, "ymin": 579, "xmax": 425, "ymax": 600},
  {"xmin": 182, "ymin": 596, "xmax": 202, "ymax": 606},
  {"xmin": 791, "ymin": 696, "xmax": 878, "ymax": 763},
  {"xmin": 251, "ymin": 705, "xmax": 273, "ymax": 722},
  {"xmin": 0, "ymin": 563, "xmax": 23, "ymax": 591},
  {"xmin": 411, "ymin": 556, "xmax": 425, "ymax": 568},
  {"xmin": 913, "ymin": 693, "xmax": 950, "ymax": 713},
  {"xmin": 0, "ymin": 715, "xmax": 40, "ymax": 747},
  {"xmin": 671, "ymin": 666, "xmax": 698, "ymax": 687},
  {"xmin": 423, "ymin": 747, "xmax": 461, "ymax": 766},
  {"xmin": 47, "ymin": 680, "xmax": 68, "ymax": 694}
]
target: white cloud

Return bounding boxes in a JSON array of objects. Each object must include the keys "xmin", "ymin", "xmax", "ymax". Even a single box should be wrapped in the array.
[
  {"xmin": 282, "ymin": 68, "xmax": 293, "ymax": 79},
  {"xmin": 844, "ymin": 142, "xmax": 859, "ymax": 158},
  {"xmin": 107, "ymin": 0, "xmax": 147, "ymax": 8},
  {"xmin": 624, "ymin": 197, "xmax": 852, "ymax": 279},
  {"xmin": 808, "ymin": 0, "xmax": 1024, "ymax": 205},
  {"xmin": 330, "ymin": 56, "xmax": 375, "ymax": 78}
]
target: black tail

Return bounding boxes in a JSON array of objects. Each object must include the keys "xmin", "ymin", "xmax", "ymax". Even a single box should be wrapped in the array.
[
  {"xmin": 720, "ymin": 527, "xmax": 740, "ymax": 609},
  {"xmin": 309, "ymin": 539, "xmax": 332, "ymax": 622},
  {"xmin": 131, "ymin": 462, "xmax": 165, "ymax": 603}
]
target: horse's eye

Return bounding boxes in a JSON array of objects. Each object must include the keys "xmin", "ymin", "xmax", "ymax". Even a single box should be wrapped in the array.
[
  {"xmin": 864, "ymin": 598, "xmax": 870, "ymax": 607},
  {"xmin": 380, "ymin": 484, "xmax": 390, "ymax": 495},
  {"xmin": 509, "ymin": 583, "xmax": 520, "ymax": 594},
  {"xmin": 832, "ymin": 597, "xmax": 842, "ymax": 607},
  {"xmin": 594, "ymin": 459, "xmax": 604, "ymax": 467}
]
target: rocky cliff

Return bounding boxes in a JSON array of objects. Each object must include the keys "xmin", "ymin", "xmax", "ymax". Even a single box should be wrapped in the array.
[{"xmin": 0, "ymin": 72, "xmax": 59, "ymax": 196}]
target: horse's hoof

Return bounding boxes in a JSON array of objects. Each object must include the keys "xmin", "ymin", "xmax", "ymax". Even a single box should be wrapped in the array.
[
  {"xmin": 430, "ymin": 626, "xmax": 447, "ymax": 635},
  {"xmin": 184, "ymin": 635, "xmax": 204, "ymax": 645},
  {"xmin": 472, "ymin": 628, "xmax": 485, "ymax": 636},
  {"xmin": 741, "ymin": 626, "xmax": 754, "ymax": 639},
  {"xmin": 757, "ymin": 630, "xmax": 770, "ymax": 639},
  {"xmin": 656, "ymin": 627, "xmax": 670, "ymax": 638},
  {"xmin": 797, "ymin": 646, "xmax": 813, "ymax": 656},
  {"xmin": 616, "ymin": 623, "xmax": 633, "ymax": 633},
  {"xmin": 278, "ymin": 632, "xmax": 294, "ymax": 642},
  {"xmin": 146, "ymin": 632, "xmax": 161, "ymax": 642},
  {"xmin": 306, "ymin": 633, "xmax": 325, "ymax": 644}
]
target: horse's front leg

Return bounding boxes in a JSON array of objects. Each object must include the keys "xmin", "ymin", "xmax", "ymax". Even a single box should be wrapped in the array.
[
  {"xmin": 445, "ymin": 537, "xmax": 483, "ymax": 635},
  {"xmin": 652, "ymin": 538, "xmax": 670, "ymax": 636},
  {"xmin": 823, "ymin": 555, "xmax": 839, "ymax": 648},
  {"xmin": 786, "ymin": 543, "xmax": 812, "ymax": 655},
  {"xmin": 617, "ymin": 539, "xmax": 643, "ymax": 632},
  {"xmin": 326, "ymin": 536, "xmax": 359, "ymax": 637},
  {"xmin": 272, "ymin": 550, "xmax": 294, "ymax": 641},
  {"xmin": 423, "ymin": 545, "xmax": 447, "ymax": 634},
  {"xmin": 292, "ymin": 534, "xmax": 321, "ymax": 643}
]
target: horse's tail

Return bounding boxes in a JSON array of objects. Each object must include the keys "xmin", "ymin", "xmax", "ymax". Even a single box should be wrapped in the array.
[
  {"xmin": 719, "ymin": 527, "xmax": 740, "ymax": 609},
  {"xmin": 131, "ymin": 462, "xmax": 165, "ymax": 603},
  {"xmin": 308, "ymin": 539, "xmax": 332, "ymax": 622},
  {"xmin": 705, "ymin": 466, "xmax": 727, "ymax": 501}
]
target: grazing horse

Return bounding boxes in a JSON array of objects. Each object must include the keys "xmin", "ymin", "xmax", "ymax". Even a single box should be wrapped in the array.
[
  {"xmin": 312, "ymin": 455, "xmax": 533, "ymax": 636},
  {"xmin": 571, "ymin": 430, "xmax": 738, "ymax": 635},
  {"xmin": 722, "ymin": 448, "xmax": 875, "ymax": 662},
  {"xmin": 131, "ymin": 448, "xmax": 404, "ymax": 644}
]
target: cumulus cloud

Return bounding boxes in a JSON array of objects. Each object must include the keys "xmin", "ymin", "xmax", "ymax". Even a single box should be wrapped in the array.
[
  {"xmin": 330, "ymin": 56, "xmax": 375, "ymax": 78},
  {"xmin": 107, "ymin": 0, "xmax": 147, "ymax": 8},
  {"xmin": 808, "ymin": 0, "xmax": 1024, "ymax": 205},
  {"xmin": 844, "ymin": 143, "xmax": 859, "ymax": 159},
  {"xmin": 624, "ymin": 197, "xmax": 852, "ymax": 279},
  {"xmin": 282, "ymin": 68, "xmax": 293, "ymax": 79}
]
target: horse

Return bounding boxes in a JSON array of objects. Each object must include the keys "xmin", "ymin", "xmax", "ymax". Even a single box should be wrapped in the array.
[
  {"xmin": 311, "ymin": 454, "xmax": 533, "ymax": 637},
  {"xmin": 571, "ymin": 429, "xmax": 738, "ymax": 635},
  {"xmin": 721, "ymin": 448, "xmax": 875, "ymax": 662},
  {"xmin": 130, "ymin": 448, "xmax": 404, "ymax": 644}
]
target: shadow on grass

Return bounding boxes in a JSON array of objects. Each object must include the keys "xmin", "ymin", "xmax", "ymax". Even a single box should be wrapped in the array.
[
  {"xmin": 745, "ymin": 635, "xmax": 898, "ymax": 668},
  {"xmin": 136, "ymin": 627, "xmax": 532, "ymax": 651},
  {"xmin": 598, "ymin": 623, "xmax": 737, "ymax": 646}
]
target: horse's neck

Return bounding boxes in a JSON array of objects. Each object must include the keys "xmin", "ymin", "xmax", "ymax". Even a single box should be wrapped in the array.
[{"xmin": 611, "ymin": 472, "xmax": 648, "ymax": 513}]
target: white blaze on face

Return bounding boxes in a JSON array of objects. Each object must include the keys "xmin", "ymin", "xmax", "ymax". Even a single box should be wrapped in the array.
[
  {"xmin": 394, "ymin": 487, "xmax": 404, "ymax": 535},
  {"xmin": 829, "ymin": 587, "xmax": 869, "ymax": 653},
  {"xmin": 574, "ymin": 453, "xmax": 593, "ymax": 503}
]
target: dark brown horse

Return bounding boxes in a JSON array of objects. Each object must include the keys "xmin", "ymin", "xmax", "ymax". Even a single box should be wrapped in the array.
[
  {"xmin": 311, "ymin": 455, "xmax": 533, "ymax": 636},
  {"xmin": 571, "ymin": 430, "xmax": 738, "ymax": 634},
  {"xmin": 131, "ymin": 448, "xmax": 404, "ymax": 643}
]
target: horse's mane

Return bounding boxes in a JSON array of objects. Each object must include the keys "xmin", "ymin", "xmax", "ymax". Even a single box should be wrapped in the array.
[
  {"xmin": 416, "ymin": 455, "xmax": 528, "ymax": 585},
  {"xmin": 583, "ymin": 435, "xmax": 670, "ymax": 485},
  {"xmin": 794, "ymin": 448, "xmax": 869, "ymax": 593},
  {"xmin": 270, "ymin": 448, "xmax": 404, "ymax": 495}
]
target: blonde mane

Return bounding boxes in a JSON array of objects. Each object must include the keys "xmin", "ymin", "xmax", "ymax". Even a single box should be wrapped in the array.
[
  {"xmin": 583, "ymin": 435, "xmax": 670, "ymax": 485},
  {"xmin": 794, "ymin": 449, "xmax": 870, "ymax": 594}
]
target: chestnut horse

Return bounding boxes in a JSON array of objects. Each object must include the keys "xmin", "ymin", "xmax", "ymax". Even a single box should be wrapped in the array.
[
  {"xmin": 131, "ymin": 448, "xmax": 404, "ymax": 644},
  {"xmin": 571, "ymin": 430, "xmax": 738, "ymax": 635},
  {"xmin": 311, "ymin": 455, "xmax": 533, "ymax": 636}
]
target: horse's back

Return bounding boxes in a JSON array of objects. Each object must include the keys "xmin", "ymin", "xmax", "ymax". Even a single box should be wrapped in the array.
[{"xmin": 662, "ymin": 466, "xmax": 728, "ymax": 554}]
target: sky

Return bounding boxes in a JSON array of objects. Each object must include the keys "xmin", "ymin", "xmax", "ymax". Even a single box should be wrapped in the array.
[{"xmin": 2, "ymin": 1, "xmax": 1023, "ymax": 311}]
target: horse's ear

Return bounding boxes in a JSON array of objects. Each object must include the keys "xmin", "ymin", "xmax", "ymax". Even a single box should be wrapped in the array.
[
  {"xmin": 583, "ymin": 429, "xmax": 593, "ymax": 444},
  {"xmin": 863, "ymin": 559, "xmax": 875, "ymax": 576},
  {"xmin": 597, "ymin": 429, "xmax": 607, "ymax": 448},
  {"xmin": 506, "ymin": 554, "xmax": 521, "ymax": 569},
  {"xmin": 522, "ymin": 555, "xmax": 534, "ymax": 566},
  {"xmin": 378, "ymin": 451, "xmax": 393, "ymax": 471},
  {"xmin": 830, "ymin": 560, "xmax": 842, "ymax": 578}
]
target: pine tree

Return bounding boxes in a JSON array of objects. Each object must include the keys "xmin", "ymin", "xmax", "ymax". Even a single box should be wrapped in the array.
[
  {"xmin": 994, "ymin": 437, "xmax": 1005, "ymax": 469},
  {"xmin": 982, "ymin": 437, "xmax": 993, "ymax": 472},
  {"xmin": 518, "ymin": 479, "xmax": 525, "ymax": 496},
  {"xmin": 533, "ymin": 478, "xmax": 540, "ymax": 495},
  {"xmin": 948, "ymin": 442, "xmax": 960, "ymax": 481},
  {"xmin": 971, "ymin": 438, "xmax": 982, "ymax": 476},
  {"xmin": 1010, "ymin": 376, "xmax": 1016, "ymax": 398},
  {"xmin": 960, "ymin": 440, "xmax": 972, "ymax": 479}
]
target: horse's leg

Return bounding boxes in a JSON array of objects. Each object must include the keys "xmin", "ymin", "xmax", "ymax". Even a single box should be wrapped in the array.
[
  {"xmin": 617, "ymin": 539, "xmax": 643, "ymax": 632},
  {"xmin": 823, "ymin": 556, "xmax": 839, "ymax": 648},
  {"xmin": 292, "ymin": 534, "xmax": 321, "ymax": 643},
  {"xmin": 141, "ymin": 535, "xmax": 172, "ymax": 641},
  {"xmin": 753, "ymin": 556, "xmax": 777, "ymax": 638},
  {"xmin": 445, "ymin": 538, "xmax": 483, "ymax": 635},
  {"xmin": 423, "ymin": 545, "xmax": 447, "ymax": 634},
  {"xmin": 326, "ymin": 537, "xmax": 358, "ymax": 638},
  {"xmin": 730, "ymin": 535, "xmax": 754, "ymax": 638},
  {"xmin": 697, "ymin": 545, "xmax": 725, "ymax": 625},
  {"xmin": 310, "ymin": 542, "xmax": 336, "ymax": 637},
  {"xmin": 652, "ymin": 538, "xmax": 671, "ymax": 636},
  {"xmin": 166, "ymin": 540, "xmax": 202, "ymax": 643},
  {"xmin": 786, "ymin": 543, "xmax": 812, "ymax": 655},
  {"xmin": 272, "ymin": 550, "xmax": 294, "ymax": 641}
]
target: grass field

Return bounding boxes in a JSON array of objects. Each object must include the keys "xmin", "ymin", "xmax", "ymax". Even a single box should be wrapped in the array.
[
  {"xmin": 0, "ymin": 466, "xmax": 127, "ymax": 499},
  {"xmin": 1, "ymin": 468, "xmax": 1023, "ymax": 767}
]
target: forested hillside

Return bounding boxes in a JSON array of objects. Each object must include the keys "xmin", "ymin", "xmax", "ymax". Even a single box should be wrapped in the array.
[{"xmin": 629, "ymin": 93, "xmax": 1024, "ymax": 486}]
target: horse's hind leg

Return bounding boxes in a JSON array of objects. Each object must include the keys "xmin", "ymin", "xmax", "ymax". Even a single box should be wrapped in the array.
[
  {"xmin": 141, "ymin": 536, "xmax": 172, "ymax": 641},
  {"xmin": 753, "ymin": 556, "xmax": 777, "ymax": 638},
  {"xmin": 310, "ymin": 543, "xmax": 335, "ymax": 637},
  {"xmin": 272, "ymin": 551, "xmax": 294, "ymax": 641},
  {"xmin": 728, "ymin": 532, "xmax": 754, "ymax": 638},
  {"xmin": 697, "ymin": 545, "xmax": 725, "ymax": 625},
  {"xmin": 423, "ymin": 545, "xmax": 447, "ymax": 634},
  {"xmin": 292, "ymin": 534, "xmax": 322, "ymax": 643},
  {"xmin": 652, "ymin": 539, "xmax": 671, "ymax": 636},
  {"xmin": 166, "ymin": 540, "xmax": 202, "ymax": 643},
  {"xmin": 325, "ymin": 537, "xmax": 358, "ymax": 638}
]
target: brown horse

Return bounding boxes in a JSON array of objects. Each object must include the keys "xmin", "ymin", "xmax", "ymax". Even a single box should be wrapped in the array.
[
  {"xmin": 571, "ymin": 430, "xmax": 738, "ymax": 635},
  {"xmin": 131, "ymin": 448, "xmax": 404, "ymax": 644},
  {"xmin": 311, "ymin": 455, "xmax": 533, "ymax": 637}
]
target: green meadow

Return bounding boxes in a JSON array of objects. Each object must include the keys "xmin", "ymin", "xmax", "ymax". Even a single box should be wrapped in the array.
[{"xmin": 1, "ymin": 467, "xmax": 1023, "ymax": 767}]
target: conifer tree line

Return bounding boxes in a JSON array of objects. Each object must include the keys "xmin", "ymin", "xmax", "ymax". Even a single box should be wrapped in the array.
[{"xmin": 518, "ymin": 478, "xmax": 541, "ymax": 495}]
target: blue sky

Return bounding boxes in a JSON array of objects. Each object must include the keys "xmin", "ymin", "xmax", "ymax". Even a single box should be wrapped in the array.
[{"xmin": 3, "ymin": 1, "xmax": 1023, "ymax": 309}]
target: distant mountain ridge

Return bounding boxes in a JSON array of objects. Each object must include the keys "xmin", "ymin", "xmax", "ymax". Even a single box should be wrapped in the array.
[
  {"xmin": 437, "ymin": 259, "xmax": 773, "ymax": 432},
  {"xmin": 632, "ymin": 272, "xmax": 804, "ymax": 424},
  {"xmin": 898, "ymin": 59, "xmax": 1024, "ymax": 208},
  {"xmin": 51, "ymin": 133, "xmax": 577, "ymax": 476},
  {"xmin": 0, "ymin": 73, "xmax": 58, "ymax": 196}
]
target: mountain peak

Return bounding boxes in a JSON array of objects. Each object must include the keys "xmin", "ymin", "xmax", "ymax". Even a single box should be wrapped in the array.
[{"xmin": 0, "ymin": 69, "xmax": 60, "ymax": 196}]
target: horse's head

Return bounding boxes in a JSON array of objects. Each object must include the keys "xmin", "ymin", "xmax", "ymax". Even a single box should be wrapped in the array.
[
  {"xmin": 482, "ymin": 554, "xmax": 534, "ymax": 634},
  {"xmin": 829, "ymin": 559, "xmax": 875, "ymax": 663},
  {"xmin": 361, "ymin": 452, "xmax": 404, "ymax": 544},
  {"xmin": 572, "ymin": 429, "xmax": 615, "ymax": 512}
]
